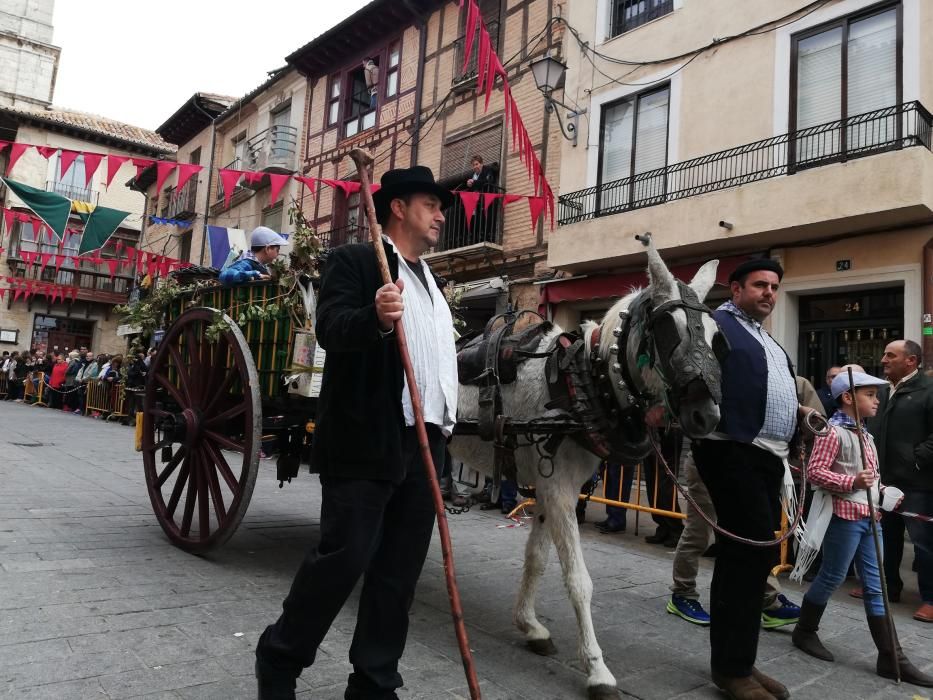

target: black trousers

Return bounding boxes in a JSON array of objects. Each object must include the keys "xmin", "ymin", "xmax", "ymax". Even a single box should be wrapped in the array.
[
  {"xmin": 693, "ymin": 439, "xmax": 784, "ymax": 677},
  {"xmin": 257, "ymin": 425, "xmax": 445, "ymax": 699}
]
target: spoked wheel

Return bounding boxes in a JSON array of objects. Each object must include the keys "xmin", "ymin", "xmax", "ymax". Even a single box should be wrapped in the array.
[{"xmin": 142, "ymin": 307, "xmax": 261, "ymax": 553}]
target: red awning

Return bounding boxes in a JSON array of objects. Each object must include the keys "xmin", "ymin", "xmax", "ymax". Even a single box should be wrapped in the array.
[{"xmin": 539, "ymin": 255, "xmax": 753, "ymax": 309}]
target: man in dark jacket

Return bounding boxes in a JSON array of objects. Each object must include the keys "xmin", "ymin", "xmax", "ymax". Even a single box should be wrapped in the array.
[
  {"xmin": 868, "ymin": 339, "xmax": 933, "ymax": 623},
  {"xmin": 255, "ymin": 166, "xmax": 457, "ymax": 700},
  {"xmin": 691, "ymin": 258, "xmax": 810, "ymax": 700}
]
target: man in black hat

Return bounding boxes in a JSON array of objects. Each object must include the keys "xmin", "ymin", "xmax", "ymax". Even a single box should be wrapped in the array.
[
  {"xmin": 691, "ymin": 257, "xmax": 813, "ymax": 700},
  {"xmin": 255, "ymin": 166, "xmax": 457, "ymax": 700}
]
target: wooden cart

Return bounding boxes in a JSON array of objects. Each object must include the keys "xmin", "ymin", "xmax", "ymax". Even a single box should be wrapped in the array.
[{"xmin": 140, "ymin": 280, "xmax": 318, "ymax": 553}]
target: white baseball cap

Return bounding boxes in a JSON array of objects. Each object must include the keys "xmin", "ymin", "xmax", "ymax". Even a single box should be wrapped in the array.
[
  {"xmin": 250, "ymin": 226, "xmax": 288, "ymax": 248},
  {"xmin": 831, "ymin": 370, "xmax": 888, "ymax": 399}
]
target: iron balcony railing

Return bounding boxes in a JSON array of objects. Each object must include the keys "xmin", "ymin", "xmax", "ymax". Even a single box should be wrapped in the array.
[
  {"xmin": 558, "ymin": 101, "xmax": 933, "ymax": 226},
  {"xmin": 452, "ymin": 20, "xmax": 500, "ymax": 84},
  {"xmin": 47, "ymin": 180, "xmax": 99, "ymax": 205},
  {"xmin": 437, "ymin": 184, "xmax": 504, "ymax": 251},
  {"xmin": 318, "ymin": 222, "xmax": 369, "ymax": 250},
  {"xmin": 7, "ymin": 254, "xmax": 132, "ymax": 304},
  {"xmin": 246, "ymin": 124, "xmax": 299, "ymax": 173},
  {"xmin": 165, "ymin": 178, "xmax": 198, "ymax": 220}
]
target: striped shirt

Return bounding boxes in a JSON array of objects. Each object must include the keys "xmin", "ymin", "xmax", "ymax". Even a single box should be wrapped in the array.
[
  {"xmin": 718, "ymin": 301, "xmax": 797, "ymax": 444},
  {"xmin": 807, "ymin": 410, "xmax": 880, "ymax": 521}
]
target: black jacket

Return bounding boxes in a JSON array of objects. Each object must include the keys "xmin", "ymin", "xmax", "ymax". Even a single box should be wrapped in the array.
[
  {"xmin": 869, "ymin": 372, "xmax": 933, "ymax": 492},
  {"xmin": 311, "ymin": 240, "xmax": 443, "ymax": 483}
]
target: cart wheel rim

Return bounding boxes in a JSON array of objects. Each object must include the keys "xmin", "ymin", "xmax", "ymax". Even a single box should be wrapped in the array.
[{"xmin": 141, "ymin": 307, "xmax": 261, "ymax": 553}]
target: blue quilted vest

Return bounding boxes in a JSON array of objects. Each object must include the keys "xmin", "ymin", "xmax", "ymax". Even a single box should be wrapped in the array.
[{"xmin": 713, "ymin": 308, "xmax": 795, "ymax": 443}]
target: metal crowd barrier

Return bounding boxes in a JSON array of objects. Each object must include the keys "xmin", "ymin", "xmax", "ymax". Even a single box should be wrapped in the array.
[
  {"xmin": 28, "ymin": 372, "xmax": 47, "ymax": 406},
  {"xmin": 0, "ymin": 374, "xmax": 7, "ymax": 399},
  {"xmin": 84, "ymin": 379, "xmax": 127, "ymax": 420}
]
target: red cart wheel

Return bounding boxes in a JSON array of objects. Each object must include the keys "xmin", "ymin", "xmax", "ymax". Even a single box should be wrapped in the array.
[{"xmin": 142, "ymin": 307, "xmax": 261, "ymax": 553}]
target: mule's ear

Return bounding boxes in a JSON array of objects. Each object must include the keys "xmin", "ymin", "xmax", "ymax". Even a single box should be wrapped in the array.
[
  {"xmin": 688, "ymin": 259, "xmax": 719, "ymax": 301},
  {"xmin": 646, "ymin": 241, "xmax": 676, "ymax": 300}
]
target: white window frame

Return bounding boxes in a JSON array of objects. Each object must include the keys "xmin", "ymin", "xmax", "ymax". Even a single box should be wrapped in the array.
[
  {"xmin": 585, "ymin": 67, "xmax": 682, "ymax": 189},
  {"xmin": 772, "ymin": 0, "xmax": 918, "ymax": 136},
  {"xmin": 596, "ymin": 0, "xmax": 684, "ymax": 44}
]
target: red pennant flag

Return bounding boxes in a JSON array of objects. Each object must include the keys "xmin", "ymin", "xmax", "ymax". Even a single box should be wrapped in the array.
[
  {"xmin": 462, "ymin": 0, "xmax": 479, "ymax": 72},
  {"xmin": 3, "ymin": 208, "xmax": 14, "ymax": 234},
  {"xmin": 503, "ymin": 193, "xmax": 524, "ymax": 207},
  {"xmin": 106, "ymin": 259, "xmax": 118, "ymax": 278},
  {"xmin": 485, "ymin": 50, "xmax": 506, "ymax": 112},
  {"xmin": 321, "ymin": 179, "xmax": 360, "ymax": 198},
  {"xmin": 106, "ymin": 155, "xmax": 129, "ymax": 187},
  {"xmin": 125, "ymin": 245, "xmax": 137, "ymax": 268},
  {"xmin": 70, "ymin": 286, "xmax": 78, "ymax": 303},
  {"xmin": 13, "ymin": 285, "xmax": 23, "ymax": 302},
  {"xmin": 16, "ymin": 212, "xmax": 31, "ymax": 223},
  {"xmin": 483, "ymin": 192, "xmax": 503, "ymax": 214},
  {"xmin": 131, "ymin": 158, "xmax": 155, "ymax": 180},
  {"xmin": 476, "ymin": 26, "xmax": 490, "ymax": 97},
  {"xmin": 0, "ymin": 140, "xmax": 8, "ymax": 152},
  {"xmin": 175, "ymin": 163, "xmax": 202, "ymax": 192},
  {"xmin": 54, "ymin": 254, "xmax": 65, "ymax": 274},
  {"xmin": 242, "ymin": 171, "xmax": 264, "ymax": 185},
  {"xmin": 267, "ymin": 173, "xmax": 290, "ymax": 206},
  {"xmin": 21, "ymin": 250, "xmax": 36, "ymax": 266},
  {"xmin": 46, "ymin": 225, "xmax": 57, "ymax": 243},
  {"xmin": 0, "ymin": 288, "xmax": 5, "ymax": 300},
  {"xmin": 294, "ymin": 176, "xmax": 317, "ymax": 197},
  {"xmin": 370, "ymin": 183, "xmax": 381, "ymax": 194},
  {"xmin": 158, "ymin": 256, "xmax": 171, "ymax": 278},
  {"xmin": 155, "ymin": 161, "xmax": 177, "ymax": 193},
  {"xmin": 39, "ymin": 252, "xmax": 53, "ymax": 270},
  {"xmin": 35, "ymin": 145, "xmax": 58, "ymax": 160},
  {"xmin": 147, "ymin": 253, "xmax": 159, "ymax": 277},
  {"xmin": 83, "ymin": 152, "xmax": 104, "ymax": 187},
  {"xmin": 6, "ymin": 143, "xmax": 28, "ymax": 175},
  {"xmin": 218, "ymin": 169, "xmax": 243, "ymax": 208},
  {"xmin": 59, "ymin": 150, "xmax": 80, "ymax": 180},
  {"xmin": 528, "ymin": 196, "xmax": 546, "ymax": 230},
  {"xmin": 458, "ymin": 191, "xmax": 481, "ymax": 227},
  {"xmin": 31, "ymin": 218, "xmax": 42, "ymax": 238}
]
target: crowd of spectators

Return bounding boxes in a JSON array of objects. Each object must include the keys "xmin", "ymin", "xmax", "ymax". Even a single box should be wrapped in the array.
[{"xmin": 1, "ymin": 346, "xmax": 154, "ymax": 420}]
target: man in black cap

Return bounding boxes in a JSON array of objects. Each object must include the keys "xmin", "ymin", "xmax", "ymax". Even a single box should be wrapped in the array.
[
  {"xmin": 255, "ymin": 166, "xmax": 457, "ymax": 700},
  {"xmin": 691, "ymin": 257, "xmax": 813, "ymax": 700}
]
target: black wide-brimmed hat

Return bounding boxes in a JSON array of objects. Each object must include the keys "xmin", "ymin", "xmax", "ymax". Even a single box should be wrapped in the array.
[{"xmin": 373, "ymin": 166, "xmax": 454, "ymax": 222}]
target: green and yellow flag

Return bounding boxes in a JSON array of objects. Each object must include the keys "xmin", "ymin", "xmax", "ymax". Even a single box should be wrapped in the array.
[{"xmin": 0, "ymin": 177, "xmax": 129, "ymax": 254}]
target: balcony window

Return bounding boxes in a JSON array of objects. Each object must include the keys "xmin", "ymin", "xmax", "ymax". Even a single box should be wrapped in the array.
[
  {"xmin": 327, "ymin": 74, "xmax": 341, "ymax": 126},
  {"xmin": 386, "ymin": 42, "xmax": 401, "ymax": 98},
  {"xmin": 611, "ymin": 0, "xmax": 673, "ymax": 38},
  {"xmin": 50, "ymin": 154, "xmax": 94, "ymax": 202},
  {"xmin": 229, "ymin": 132, "xmax": 249, "ymax": 170},
  {"xmin": 270, "ymin": 106, "xmax": 293, "ymax": 161},
  {"xmin": 344, "ymin": 65, "xmax": 377, "ymax": 139},
  {"xmin": 454, "ymin": 0, "xmax": 500, "ymax": 84},
  {"xmin": 598, "ymin": 84, "xmax": 670, "ymax": 212},
  {"xmin": 792, "ymin": 4, "xmax": 899, "ymax": 166}
]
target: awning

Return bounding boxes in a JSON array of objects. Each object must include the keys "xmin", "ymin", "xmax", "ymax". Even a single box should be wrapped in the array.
[
  {"xmin": 458, "ymin": 278, "xmax": 506, "ymax": 303},
  {"xmin": 539, "ymin": 254, "xmax": 754, "ymax": 308}
]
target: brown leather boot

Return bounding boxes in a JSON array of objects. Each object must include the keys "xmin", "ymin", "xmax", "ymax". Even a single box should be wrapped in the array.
[
  {"xmin": 866, "ymin": 615, "xmax": 933, "ymax": 687},
  {"xmin": 751, "ymin": 668, "xmax": 790, "ymax": 699},
  {"xmin": 791, "ymin": 599, "xmax": 834, "ymax": 662},
  {"xmin": 711, "ymin": 671, "xmax": 777, "ymax": 699}
]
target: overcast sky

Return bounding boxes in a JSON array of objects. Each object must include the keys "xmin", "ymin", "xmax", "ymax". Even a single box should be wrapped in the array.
[{"xmin": 51, "ymin": 1, "xmax": 371, "ymax": 132}]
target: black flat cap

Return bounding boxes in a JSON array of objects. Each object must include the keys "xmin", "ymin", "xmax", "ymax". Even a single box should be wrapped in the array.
[{"xmin": 729, "ymin": 258, "xmax": 784, "ymax": 284}]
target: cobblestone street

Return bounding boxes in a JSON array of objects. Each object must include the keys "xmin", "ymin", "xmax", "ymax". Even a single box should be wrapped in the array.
[{"xmin": 0, "ymin": 402, "xmax": 931, "ymax": 699}]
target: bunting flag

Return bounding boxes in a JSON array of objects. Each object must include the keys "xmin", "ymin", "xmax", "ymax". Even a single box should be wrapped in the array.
[
  {"xmin": 59, "ymin": 150, "xmax": 80, "ymax": 180},
  {"xmin": 267, "ymin": 173, "xmax": 290, "ymax": 206},
  {"xmin": 154, "ymin": 161, "xmax": 177, "ymax": 194},
  {"xmin": 6, "ymin": 143, "xmax": 28, "ymax": 176},
  {"xmin": 0, "ymin": 177, "xmax": 71, "ymax": 241},
  {"xmin": 106, "ymin": 154, "xmax": 129, "ymax": 187},
  {"xmin": 218, "ymin": 169, "xmax": 244, "ymax": 208},
  {"xmin": 294, "ymin": 176, "xmax": 317, "ymax": 198},
  {"xmin": 75, "ymin": 203, "xmax": 130, "ymax": 255},
  {"xmin": 175, "ymin": 163, "xmax": 202, "ymax": 192},
  {"xmin": 458, "ymin": 191, "xmax": 481, "ymax": 227},
  {"xmin": 35, "ymin": 145, "xmax": 57, "ymax": 160},
  {"xmin": 83, "ymin": 152, "xmax": 104, "ymax": 187}
]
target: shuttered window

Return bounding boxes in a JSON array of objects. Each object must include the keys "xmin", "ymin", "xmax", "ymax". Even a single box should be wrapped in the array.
[
  {"xmin": 440, "ymin": 124, "xmax": 503, "ymax": 183},
  {"xmin": 598, "ymin": 85, "xmax": 670, "ymax": 209},
  {"xmin": 792, "ymin": 4, "xmax": 899, "ymax": 164}
]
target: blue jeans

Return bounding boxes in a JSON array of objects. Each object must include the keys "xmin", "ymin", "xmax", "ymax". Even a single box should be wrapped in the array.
[{"xmin": 806, "ymin": 515, "xmax": 886, "ymax": 616}]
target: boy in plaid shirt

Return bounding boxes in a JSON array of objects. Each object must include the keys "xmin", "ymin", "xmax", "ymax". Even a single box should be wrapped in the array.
[{"xmin": 792, "ymin": 371, "xmax": 933, "ymax": 687}]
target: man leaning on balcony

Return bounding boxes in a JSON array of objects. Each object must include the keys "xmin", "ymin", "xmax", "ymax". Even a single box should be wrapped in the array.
[{"xmin": 218, "ymin": 227, "xmax": 288, "ymax": 287}]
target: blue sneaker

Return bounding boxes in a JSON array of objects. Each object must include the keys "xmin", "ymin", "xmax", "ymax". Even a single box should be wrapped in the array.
[
  {"xmin": 666, "ymin": 595, "xmax": 711, "ymax": 626},
  {"xmin": 761, "ymin": 593, "xmax": 800, "ymax": 629}
]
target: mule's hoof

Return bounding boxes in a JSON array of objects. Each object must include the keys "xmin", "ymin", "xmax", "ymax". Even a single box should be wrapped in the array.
[
  {"xmin": 587, "ymin": 684, "xmax": 620, "ymax": 700},
  {"xmin": 526, "ymin": 637, "xmax": 558, "ymax": 656}
]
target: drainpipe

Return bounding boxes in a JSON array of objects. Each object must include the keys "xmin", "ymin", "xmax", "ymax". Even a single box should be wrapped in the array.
[
  {"xmin": 406, "ymin": 0, "xmax": 429, "ymax": 164},
  {"xmin": 923, "ymin": 238, "xmax": 933, "ymax": 368},
  {"xmin": 193, "ymin": 98, "xmax": 220, "ymax": 267}
]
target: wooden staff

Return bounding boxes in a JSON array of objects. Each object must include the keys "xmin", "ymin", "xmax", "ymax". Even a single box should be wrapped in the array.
[
  {"xmin": 847, "ymin": 366, "xmax": 900, "ymax": 684},
  {"xmin": 347, "ymin": 148, "xmax": 481, "ymax": 699}
]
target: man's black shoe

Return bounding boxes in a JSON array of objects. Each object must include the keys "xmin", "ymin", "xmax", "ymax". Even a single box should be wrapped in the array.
[
  {"xmin": 256, "ymin": 659, "xmax": 296, "ymax": 700},
  {"xmin": 597, "ymin": 520, "xmax": 626, "ymax": 534}
]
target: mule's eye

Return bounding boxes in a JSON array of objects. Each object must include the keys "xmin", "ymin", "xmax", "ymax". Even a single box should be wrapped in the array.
[{"xmin": 712, "ymin": 332, "xmax": 730, "ymax": 363}]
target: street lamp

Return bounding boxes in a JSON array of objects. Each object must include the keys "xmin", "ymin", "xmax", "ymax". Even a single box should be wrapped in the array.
[{"xmin": 529, "ymin": 53, "xmax": 586, "ymax": 147}]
